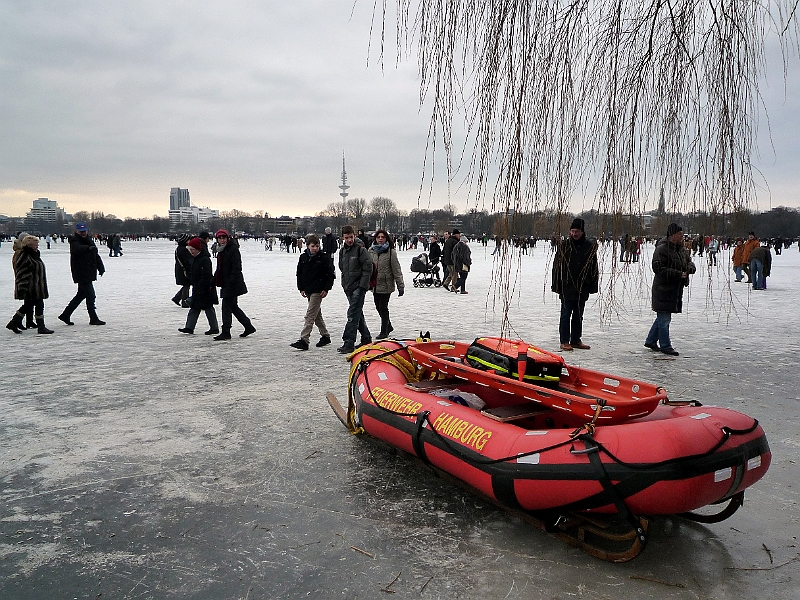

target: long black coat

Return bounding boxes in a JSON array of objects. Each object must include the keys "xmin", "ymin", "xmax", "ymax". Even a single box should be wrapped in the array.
[
  {"xmin": 190, "ymin": 246, "xmax": 218, "ymax": 309},
  {"xmin": 551, "ymin": 235, "xmax": 599, "ymax": 301},
  {"xmin": 651, "ymin": 237, "xmax": 695, "ymax": 313},
  {"xmin": 13, "ymin": 246, "xmax": 49, "ymax": 301},
  {"xmin": 175, "ymin": 243, "xmax": 193, "ymax": 285},
  {"xmin": 214, "ymin": 238, "xmax": 248, "ymax": 298},
  {"xmin": 297, "ymin": 248, "xmax": 335, "ymax": 294},
  {"xmin": 68, "ymin": 234, "xmax": 105, "ymax": 283}
]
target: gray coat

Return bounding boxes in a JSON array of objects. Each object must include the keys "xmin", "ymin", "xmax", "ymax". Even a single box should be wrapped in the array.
[
  {"xmin": 338, "ymin": 240, "xmax": 372, "ymax": 293},
  {"xmin": 369, "ymin": 247, "xmax": 404, "ymax": 295}
]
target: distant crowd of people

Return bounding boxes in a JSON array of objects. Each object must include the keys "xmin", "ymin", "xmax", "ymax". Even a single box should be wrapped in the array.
[{"xmin": 5, "ymin": 223, "xmax": 792, "ymax": 359}]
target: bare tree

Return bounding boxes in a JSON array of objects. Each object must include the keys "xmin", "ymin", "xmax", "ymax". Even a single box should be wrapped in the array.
[
  {"xmin": 369, "ymin": 196, "xmax": 398, "ymax": 229},
  {"xmin": 381, "ymin": 1, "xmax": 799, "ymax": 326}
]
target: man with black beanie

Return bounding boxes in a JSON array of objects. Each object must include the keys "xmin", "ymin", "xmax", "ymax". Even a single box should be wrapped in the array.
[{"xmin": 551, "ymin": 218, "xmax": 599, "ymax": 351}]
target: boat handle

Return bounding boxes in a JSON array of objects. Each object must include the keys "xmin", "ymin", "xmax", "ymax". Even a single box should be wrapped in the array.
[{"xmin": 570, "ymin": 445, "xmax": 599, "ymax": 455}]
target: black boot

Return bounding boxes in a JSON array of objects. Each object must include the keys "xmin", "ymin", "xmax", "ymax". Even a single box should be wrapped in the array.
[
  {"xmin": 6, "ymin": 311, "xmax": 24, "ymax": 334},
  {"xmin": 213, "ymin": 327, "xmax": 232, "ymax": 341},
  {"xmin": 58, "ymin": 312, "xmax": 74, "ymax": 326},
  {"xmin": 88, "ymin": 309, "xmax": 106, "ymax": 325},
  {"xmin": 25, "ymin": 313, "xmax": 35, "ymax": 330},
  {"xmin": 240, "ymin": 322, "xmax": 256, "ymax": 337},
  {"xmin": 36, "ymin": 316, "xmax": 54, "ymax": 334}
]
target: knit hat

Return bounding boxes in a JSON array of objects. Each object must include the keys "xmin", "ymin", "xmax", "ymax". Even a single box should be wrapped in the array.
[
  {"xmin": 177, "ymin": 233, "xmax": 190, "ymax": 244},
  {"xmin": 667, "ymin": 223, "xmax": 683, "ymax": 237},
  {"xmin": 215, "ymin": 229, "xmax": 229, "ymax": 238},
  {"xmin": 452, "ymin": 229, "xmax": 461, "ymax": 235},
  {"xmin": 570, "ymin": 218, "xmax": 585, "ymax": 232},
  {"xmin": 187, "ymin": 237, "xmax": 203, "ymax": 251},
  {"xmin": 198, "ymin": 231, "xmax": 210, "ymax": 241}
]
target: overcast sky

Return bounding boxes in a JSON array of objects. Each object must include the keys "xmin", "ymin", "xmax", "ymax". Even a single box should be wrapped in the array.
[{"xmin": 1, "ymin": 1, "xmax": 799, "ymax": 220}]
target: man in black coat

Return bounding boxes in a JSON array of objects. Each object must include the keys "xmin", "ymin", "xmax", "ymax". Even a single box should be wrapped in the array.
[
  {"xmin": 322, "ymin": 227, "xmax": 338, "ymax": 274},
  {"xmin": 58, "ymin": 222, "xmax": 106, "ymax": 326},
  {"xmin": 551, "ymin": 218, "xmax": 599, "ymax": 351},
  {"xmin": 212, "ymin": 229, "xmax": 255, "ymax": 340},
  {"xmin": 644, "ymin": 223, "xmax": 696, "ymax": 356},
  {"xmin": 441, "ymin": 230, "xmax": 459, "ymax": 291}
]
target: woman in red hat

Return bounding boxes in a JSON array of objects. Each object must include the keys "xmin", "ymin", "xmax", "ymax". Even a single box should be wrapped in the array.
[{"xmin": 212, "ymin": 230, "xmax": 255, "ymax": 340}]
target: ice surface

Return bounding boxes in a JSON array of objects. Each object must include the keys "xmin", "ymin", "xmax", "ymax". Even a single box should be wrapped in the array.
[{"xmin": 1, "ymin": 237, "xmax": 798, "ymax": 598}]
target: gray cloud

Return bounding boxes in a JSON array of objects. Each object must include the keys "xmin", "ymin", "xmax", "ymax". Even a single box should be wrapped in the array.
[{"xmin": 1, "ymin": 1, "xmax": 799, "ymax": 219}]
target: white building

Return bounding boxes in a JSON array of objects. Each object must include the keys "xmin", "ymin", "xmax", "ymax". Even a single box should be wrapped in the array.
[
  {"xmin": 169, "ymin": 206, "xmax": 220, "ymax": 226},
  {"xmin": 26, "ymin": 198, "xmax": 68, "ymax": 222}
]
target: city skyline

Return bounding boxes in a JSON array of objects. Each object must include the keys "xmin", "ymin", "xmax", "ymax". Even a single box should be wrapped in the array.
[{"xmin": 2, "ymin": 3, "xmax": 799, "ymax": 221}]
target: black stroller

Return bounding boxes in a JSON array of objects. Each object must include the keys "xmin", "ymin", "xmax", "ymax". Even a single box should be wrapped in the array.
[{"xmin": 411, "ymin": 253, "xmax": 442, "ymax": 287}]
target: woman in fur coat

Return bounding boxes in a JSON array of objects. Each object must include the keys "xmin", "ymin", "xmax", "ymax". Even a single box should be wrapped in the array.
[{"xmin": 7, "ymin": 235, "xmax": 53, "ymax": 334}]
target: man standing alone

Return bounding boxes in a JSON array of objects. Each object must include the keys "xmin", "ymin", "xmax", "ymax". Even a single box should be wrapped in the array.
[
  {"xmin": 551, "ymin": 218, "xmax": 599, "ymax": 351},
  {"xmin": 58, "ymin": 222, "xmax": 106, "ymax": 326},
  {"xmin": 337, "ymin": 225, "xmax": 372, "ymax": 353},
  {"xmin": 644, "ymin": 223, "xmax": 696, "ymax": 356}
]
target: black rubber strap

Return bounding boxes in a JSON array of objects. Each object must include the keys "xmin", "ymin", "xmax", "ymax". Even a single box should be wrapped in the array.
[{"xmin": 411, "ymin": 411, "xmax": 431, "ymax": 464}]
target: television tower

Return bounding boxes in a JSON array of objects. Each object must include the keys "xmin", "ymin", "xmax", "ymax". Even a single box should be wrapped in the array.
[{"xmin": 339, "ymin": 152, "xmax": 349, "ymax": 216}]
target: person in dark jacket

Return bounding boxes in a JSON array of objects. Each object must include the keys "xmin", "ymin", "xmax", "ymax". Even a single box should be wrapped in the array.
[
  {"xmin": 441, "ymin": 230, "xmax": 460, "ymax": 291},
  {"xmin": 644, "ymin": 223, "xmax": 696, "ymax": 356},
  {"xmin": 748, "ymin": 242, "xmax": 772, "ymax": 290},
  {"xmin": 428, "ymin": 235, "xmax": 442, "ymax": 266},
  {"xmin": 290, "ymin": 234, "xmax": 336, "ymax": 350},
  {"xmin": 322, "ymin": 227, "xmax": 338, "ymax": 274},
  {"xmin": 172, "ymin": 234, "xmax": 194, "ymax": 307},
  {"xmin": 451, "ymin": 235, "xmax": 472, "ymax": 294},
  {"xmin": 337, "ymin": 225, "xmax": 373, "ymax": 353},
  {"xmin": 7, "ymin": 235, "xmax": 53, "ymax": 334},
  {"xmin": 551, "ymin": 218, "xmax": 599, "ymax": 351},
  {"xmin": 58, "ymin": 222, "xmax": 106, "ymax": 326},
  {"xmin": 178, "ymin": 237, "xmax": 219, "ymax": 335},
  {"xmin": 212, "ymin": 229, "xmax": 255, "ymax": 340}
]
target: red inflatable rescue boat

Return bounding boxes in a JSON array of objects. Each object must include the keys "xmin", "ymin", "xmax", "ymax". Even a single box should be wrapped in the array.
[{"xmin": 327, "ymin": 338, "xmax": 771, "ymax": 561}]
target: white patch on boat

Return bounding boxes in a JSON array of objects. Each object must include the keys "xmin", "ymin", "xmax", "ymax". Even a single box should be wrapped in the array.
[
  {"xmin": 358, "ymin": 383, "xmax": 365, "ymax": 394},
  {"xmin": 517, "ymin": 453, "xmax": 540, "ymax": 464},
  {"xmin": 631, "ymin": 384, "xmax": 640, "ymax": 393},
  {"xmin": 525, "ymin": 431, "xmax": 548, "ymax": 436},
  {"xmin": 437, "ymin": 400, "xmax": 452, "ymax": 406},
  {"xmin": 377, "ymin": 372, "xmax": 388, "ymax": 381},
  {"xmin": 747, "ymin": 456, "xmax": 762, "ymax": 471},
  {"xmin": 691, "ymin": 413, "xmax": 712, "ymax": 420},
  {"xmin": 714, "ymin": 467, "xmax": 733, "ymax": 482}
]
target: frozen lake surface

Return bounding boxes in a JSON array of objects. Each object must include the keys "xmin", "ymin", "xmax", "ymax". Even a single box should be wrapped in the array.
[{"xmin": 1, "ymin": 237, "xmax": 798, "ymax": 599}]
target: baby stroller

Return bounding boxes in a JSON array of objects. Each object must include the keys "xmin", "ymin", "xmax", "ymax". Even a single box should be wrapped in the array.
[{"xmin": 411, "ymin": 253, "xmax": 442, "ymax": 287}]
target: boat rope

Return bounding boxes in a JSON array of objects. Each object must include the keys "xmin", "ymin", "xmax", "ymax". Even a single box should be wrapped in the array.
[{"xmin": 344, "ymin": 343, "xmax": 424, "ymax": 434}]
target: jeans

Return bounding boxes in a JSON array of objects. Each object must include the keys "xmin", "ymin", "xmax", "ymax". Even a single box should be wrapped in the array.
[
  {"xmin": 343, "ymin": 287, "xmax": 370, "ymax": 346},
  {"xmin": 300, "ymin": 293, "xmax": 329, "ymax": 342},
  {"xmin": 185, "ymin": 306, "xmax": 219, "ymax": 331},
  {"xmin": 63, "ymin": 281, "xmax": 98, "ymax": 318},
  {"xmin": 221, "ymin": 295, "xmax": 251, "ymax": 329},
  {"xmin": 733, "ymin": 265, "xmax": 743, "ymax": 281},
  {"xmin": 750, "ymin": 259, "xmax": 764, "ymax": 290},
  {"xmin": 645, "ymin": 311, "xmax": 673, "ymax": 349},
  {"xmin": 559, "ymin": 296, "xmax": 586, "ymax": 344}
]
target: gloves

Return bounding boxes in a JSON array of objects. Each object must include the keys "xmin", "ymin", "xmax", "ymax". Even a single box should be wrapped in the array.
[{"xmin": 397, "ymin": 288, "xmax": 404, "ymax": 297}]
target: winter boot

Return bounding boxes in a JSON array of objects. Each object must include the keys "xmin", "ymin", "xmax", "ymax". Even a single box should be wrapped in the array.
[
  {"xmin": 36, "ymin": 316, "xmax": 54, "ymax": 334},
  {"xmin": 204, "ymin": 328, "xmax": 220, "ymax": 335},
  {"xmin": 240, "ymin": 322, "xmax": 256, "ymax": 338},
  {"xmin": 88, "ymin": 309, "xmax": 106, "ymax": 326},
  {"xmin": 213, "ymin": 327, "xmax": 232, "ymax": 341},
  {"xmin": 58, "ymin": 312, "xmax": 74, "ymax": 326},
  {"xmin": 315, "ymin": 335, "xmax": 332, "ymax": 347},
  {"xmin": 6, "ymin": 311, "xmax": 25, "ymax": 334},
  {"xmin": 25, "ymin": 312, "xmax": 35, "ymax": 330},
  {"xmin": 290, "ymin": 339, "xmax": 309, "ymax": 350}
]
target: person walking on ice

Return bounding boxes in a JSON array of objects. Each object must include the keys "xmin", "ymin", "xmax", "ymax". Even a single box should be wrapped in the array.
[
  {"xmin": 58, "ymin": 222, "xmax": 106, "ymax": 326},
  {"xmin": 6, "ymin": 235, "xmax": 53, "ymax": 334},
  {"xmin": 212, "ymin": 230, "xmax": 256, "ymax": 340},
  {"xmin": 290, "ymin": 234, "xmax": 335, "ymax": 350}
]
